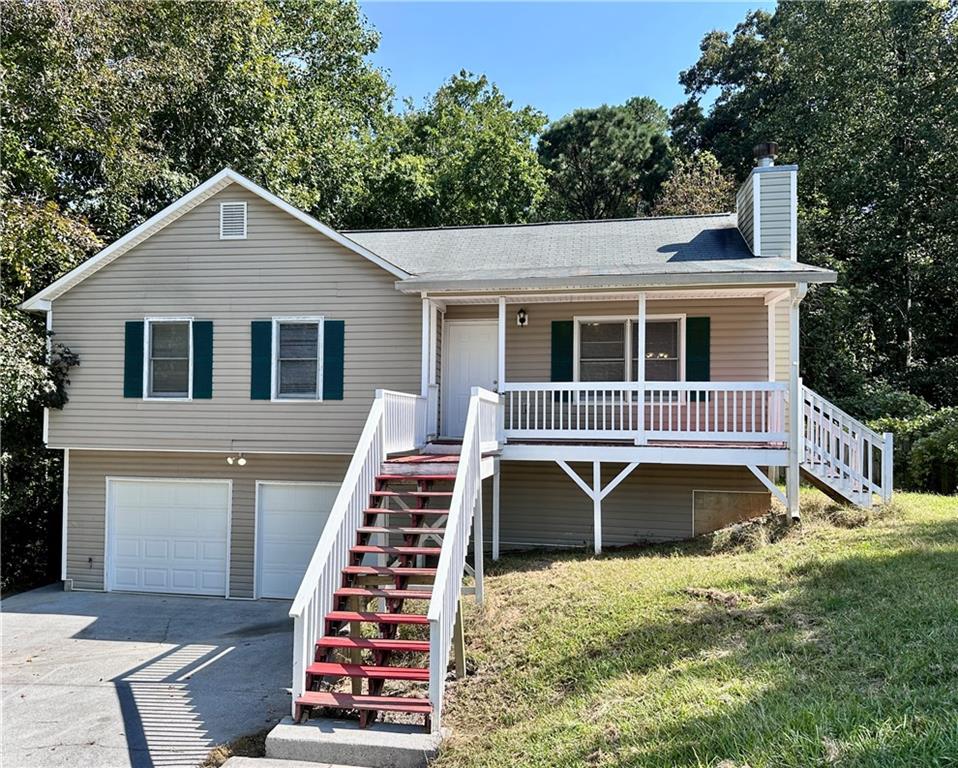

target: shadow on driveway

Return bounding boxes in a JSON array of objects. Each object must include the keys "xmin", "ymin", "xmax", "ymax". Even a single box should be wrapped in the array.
[{"xmin": 2, "ymin": 586, "xmax": 291, "ymax": 767}]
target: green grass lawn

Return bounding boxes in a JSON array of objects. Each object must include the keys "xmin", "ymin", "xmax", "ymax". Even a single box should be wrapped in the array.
[{"xmin": 436, "ymin": 491, "xmax": 958, "ymax": 768}]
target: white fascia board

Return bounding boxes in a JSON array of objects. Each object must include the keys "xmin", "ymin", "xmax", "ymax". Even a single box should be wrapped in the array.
[
  {"xmin": 395, "ymin": 269, "xmax": 837, "ymax": 294},
  {"xmin": 20, "ymin": 168, "xmax": 409, "ymax": 312}
]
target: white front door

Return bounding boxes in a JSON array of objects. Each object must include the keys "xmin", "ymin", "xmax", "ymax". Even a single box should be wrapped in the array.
[
  {"xmin": 256, "ymin": 482, "xmax": 339, "ymax": 599},
  {"xmin": 441, "ymin": 320, "xmax": 498, "ymax": 438},
  {"xmin": 107, "ymin": 479, "xmax": 230, "ymax": 596}
]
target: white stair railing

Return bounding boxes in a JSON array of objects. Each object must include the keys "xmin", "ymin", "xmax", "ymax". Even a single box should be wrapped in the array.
[
  {"xmin": 802, "ymin": 385, "xmax": 894, "ymax": 504},
  {"xmin": 288, "ymin": 389, "xmax": 425, "ymax": 715},
  {"xmin": 427, "ymin": 387, "xmax": 498, "ymax": 734}
]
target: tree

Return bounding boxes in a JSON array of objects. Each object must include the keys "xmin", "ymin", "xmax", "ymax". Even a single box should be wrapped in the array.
[
  {"xmin": 537, "ymin": 97, "xmax": 671, "ymax": 220},
  {"xmin": 349, "ymin": 72, "xmax": 548, "ymax": 228},
  {"xmin": 671, "ymin": 1, "xmax": 958, "ymax": 408},
  {"xmin": 0, "ymin": 0, "xmax": 393, "ymax": 591},
  {"xmin": 653, "ymin": 151, "xmax": 735, "ymax": 216}
]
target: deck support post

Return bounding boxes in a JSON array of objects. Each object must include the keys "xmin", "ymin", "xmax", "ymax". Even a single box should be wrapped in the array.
[
  {"xmin": 492, "ymin": 456, "xmax": 501, "ymax": 561},
  {"xmin": 557, "ymin": 460, "xmax": 639, "ymax": 555},
  {"xmin": 473, "ymin": 469, "xmax": 484, "ymax": 606},
  {"xmin": 787, "ymin": 284, "xmax": 807, "ymax": 521},
  {"xmin": 452, "ymin": 597, "xmax": 466, "ymax": 678},
  {"xmin": 593, "ymin": 461, "xmax": 602, "ymax": 554}
]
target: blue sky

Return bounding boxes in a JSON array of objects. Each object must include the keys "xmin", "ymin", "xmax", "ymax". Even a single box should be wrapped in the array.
[{"xmin": 359, "ymin": 1, "xmax": 775, "ymax": 122}]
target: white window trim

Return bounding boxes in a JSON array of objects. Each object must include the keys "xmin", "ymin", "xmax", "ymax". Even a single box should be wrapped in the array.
[
  {"xmin": 143, "ymin": 316, "xmax": 193, "ymax": 401},
  {"xmin": 271, "ymin": 316, "xmax": 325, "ymax": 402},
  {"xmin": 573, "ymin": 314, "xmax": 686, "ymax": 382},
  {"xmin": 219, "ymin": 201, "xmax": 247, "ymax": 240}
]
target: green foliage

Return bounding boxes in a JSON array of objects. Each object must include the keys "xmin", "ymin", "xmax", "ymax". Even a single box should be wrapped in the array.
[
  {"xmin": 671, "ymin": 2, "xmax": 958, "ymax": 409},
  {"xmin": 871, "ymin": 409, "xmax": 958, "ymax": 494},
  {"xmin": 538, "ymin": 97, "xmax": 671, "ymax": 219},
  {"xmin": 652, "ymin": 150, "xmax": 735, "ymax": 216},
  {"xmin": 349, "ymin": 72, "xmax": 547, "ymax": 228},
  {"xmin": 837, "ymin": 381, "xmax": 933, "ymax": 422},
  {"xmin": 0, "ymin": 0, "xmax": 392, "ymax": 593}
]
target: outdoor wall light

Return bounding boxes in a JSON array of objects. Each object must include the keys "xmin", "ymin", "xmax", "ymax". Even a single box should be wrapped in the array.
[
  {"xmin": 226, "ymin": 453, "xmax": 247, "ymax": 466},
  {"xmin": 516, "ymin": 308, "xmax": 529, "ymax": 327}
]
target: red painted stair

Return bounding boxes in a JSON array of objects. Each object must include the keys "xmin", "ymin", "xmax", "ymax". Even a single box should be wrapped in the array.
[{"xmin": 294, "ymin": 458, "xmax": 455, "ymax": 730}]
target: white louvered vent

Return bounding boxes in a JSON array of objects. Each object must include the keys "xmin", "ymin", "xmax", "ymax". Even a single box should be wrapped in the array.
[{"xmin": 219, "ymin": 202, "xmax": 247, "ymax": 239}]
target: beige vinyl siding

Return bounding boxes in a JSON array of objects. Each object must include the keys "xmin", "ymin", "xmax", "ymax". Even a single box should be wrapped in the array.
[
  {"xmin": 736, "ymin": 178, "xmax": 755, "ymax": 253},
  {"xmin": 65, "ymin": 449, "xmax": 349, "ymax": 596},
  {"xmin": 759, "ymin": 171, "xmax": 794, "ymax": 259},
  {"xmin": 445, "ymin": 297, "xmax": 771, "ymax": 382},
  {"xmin": 481, "ymin": 462, "xmax": 769, "ymax": 550},
  {"xmin": 49, "ymin": 184, "xmax": 421, "ymax": 454},
  {"xmin": 775, "ymin": 300, "xmax": 790, "ymax": 383}
]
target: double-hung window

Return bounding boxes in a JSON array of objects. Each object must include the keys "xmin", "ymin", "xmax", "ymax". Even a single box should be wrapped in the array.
[
  {"xmin": 146, "ymin": 319, "xmax": 192, "ymax": 399},
  {"xmin": 576, "ymin": 317, "xmax": 683, "ymax": 383},
  {"xmin": 273, "ymin": 318, "xmax": 323, "ymax": 400},
  {"xmin": 633, "ymin": 320, "xmax": 680, "ymax": 382},
  {"xmin": 579, "ymin": 322, "xmax": 627, "ymax": 382}
]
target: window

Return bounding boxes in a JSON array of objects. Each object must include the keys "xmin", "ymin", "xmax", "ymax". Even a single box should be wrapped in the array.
[
  {"xmin": 147, "ymin": 319, "xmax": 191, "ymax": 398},
  {"xmin": 632, "ymin": 320, "xmax": 680, "ymax": 381},
  {"xmin": 579, "ymin": 322, "xmax": 626, "ymax": 381},
  {"xmin": 220, "ymin": 202, "xmax": 247, "ymax": 239},
  {"xmin": 576, "ymin": 316, "xmax": 683, "ymax": 383},
  {"xmin": 273, "ymin": 319, "xmax": 323, "ymax": 400}
]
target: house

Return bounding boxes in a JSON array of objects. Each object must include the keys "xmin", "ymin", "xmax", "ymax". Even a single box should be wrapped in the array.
[{"xmin": 21, "ymin": 144, "xmax": 894, "ymax": 734}]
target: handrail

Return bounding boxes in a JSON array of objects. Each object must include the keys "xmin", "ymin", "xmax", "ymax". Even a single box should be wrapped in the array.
[
  {"xmin": 426, "ymin": 386, "xmax": 497, "ymax": 733},
  {"xmin": 288, "ymin": 389, "xmax": 425, "ymax": 715},
  {"xmin": 802, "ymin": 385, "xmax": 893, "ymax": 503}
]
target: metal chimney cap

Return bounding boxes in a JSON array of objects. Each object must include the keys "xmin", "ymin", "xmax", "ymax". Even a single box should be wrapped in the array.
[{"xmin": 753, "ymin": 141, "xmax": 779, "ymax": 166}]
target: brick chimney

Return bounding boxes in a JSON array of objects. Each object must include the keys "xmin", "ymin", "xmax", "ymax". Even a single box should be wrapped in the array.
[{"xmin": 736, "ymin": 142, "xmax": 797, "ymax": 260}]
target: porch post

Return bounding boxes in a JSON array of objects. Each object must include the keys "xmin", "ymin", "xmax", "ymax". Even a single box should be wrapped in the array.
[
  {"xmin": 492, "ymin": 456, "xmax": 501, "ymax": 560},
  {"xmin": 636, "ymin": 293, "xmax": 647, "ymax": 445},
  {"xmin": 786, "ymin": 284, "xmax": 807, "ymax": 520},
  {"xmin": 497, "ymin": 297, "xmax": 506, "ymax": 392},
  {"xmin": 593, "ymin": 461, "xmax": 602, "ymax": 554},
  {"xmin": 421, "ymin": 296, "xmax": 431, "ymax": 398}
]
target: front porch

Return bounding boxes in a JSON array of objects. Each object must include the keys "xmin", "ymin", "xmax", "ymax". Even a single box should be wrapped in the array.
[{"xmin": 416, "ymin": 287, "xmax": 804, "ymax": 544}]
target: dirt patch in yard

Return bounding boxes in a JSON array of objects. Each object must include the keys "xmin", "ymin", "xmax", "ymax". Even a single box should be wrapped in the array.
[{"xmin": 201, "ymin": 727, "xmax": 270, "ymax": 767}]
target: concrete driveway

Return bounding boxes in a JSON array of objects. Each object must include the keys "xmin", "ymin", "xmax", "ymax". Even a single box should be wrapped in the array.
[{"xmin": 2, "ymin": 586, "xmax": 293, "ymax": 768}]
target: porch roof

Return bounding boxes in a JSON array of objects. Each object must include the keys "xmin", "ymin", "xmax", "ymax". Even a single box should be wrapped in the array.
[{"xmin": 343, "ymin": 213, "xmax": 836, "ymax": 292}]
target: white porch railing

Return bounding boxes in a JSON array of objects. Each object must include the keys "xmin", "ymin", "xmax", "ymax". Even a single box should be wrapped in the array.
[
  {"xmin": 288, "ymin": 389, "xmax": 426, "ymax": 715},
  {"xmin": 501, "ymin": 381, "xmax": 788, "ymax": 444},
  {"xmin": 802, "ymin": 385, "xmax": 893, "ymax": 504},
  {"xmin": 427, "ymin": 387, "xmax": 498, "ymax": 734}
]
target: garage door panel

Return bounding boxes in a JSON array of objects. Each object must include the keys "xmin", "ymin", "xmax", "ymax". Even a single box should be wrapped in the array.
[
  {"xmin": 258, "ymin": 483, "xmax": 338, "ymax": 599},
  {"xmin": 109, "ymin": 480, "xmax": 229, "ymax": 597}
]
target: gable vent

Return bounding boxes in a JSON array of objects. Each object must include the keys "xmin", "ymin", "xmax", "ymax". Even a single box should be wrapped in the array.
[{"xmin": 220, "ymin": 202, "xmax": 247, "ymax": 239}]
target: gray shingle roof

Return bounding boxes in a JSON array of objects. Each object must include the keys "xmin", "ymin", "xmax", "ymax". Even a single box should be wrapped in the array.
[{"xmin": 343, "ymin": 213, "xmax": 835, "ymax": 289}]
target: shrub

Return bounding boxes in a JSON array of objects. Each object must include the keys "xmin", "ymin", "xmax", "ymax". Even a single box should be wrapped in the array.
[
  {"xmin": 870, "ymin": 408, "xmax": 958, "ymax": 494},
  {"xmin": 838, "ymin": 380, "xmax": 933, "ymax": 421}
]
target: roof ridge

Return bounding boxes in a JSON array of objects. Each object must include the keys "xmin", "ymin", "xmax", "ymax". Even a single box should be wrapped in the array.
[{"xmin": 343, "ymin": 211, "xmax": 736, "ymax": 234}]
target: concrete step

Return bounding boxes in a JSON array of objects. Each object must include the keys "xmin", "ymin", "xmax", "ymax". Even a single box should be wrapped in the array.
[
  {"xmin": 266, "ymin": 717, "xmax": 444, "ymax": 768},
  {"xmin": 222, "ymin": 757, "xmax": 358, "ymax": 768}
]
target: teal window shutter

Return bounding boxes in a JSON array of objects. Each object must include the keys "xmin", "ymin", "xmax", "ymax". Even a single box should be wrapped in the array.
[
  {"xmin": 192, "ymin": 321, "xmax": 213, "ymax": 399},
  {"xmin": 322, "ymin": 320, "xmax": 345, "ymax": 400},
  {"xmin": 124, "ymin": 321, "xmax": 144, "ymax": 398},
  {"xmin": 551, "ymin": 320, "xmax": 574, "ymax": 382},
  {"xmin": 250, "ymin": 320, "xmax": 272, "ymax": 399},
  {"xmin": 686, "ymin": 317, "xmax": 710, "ymax": 382}
]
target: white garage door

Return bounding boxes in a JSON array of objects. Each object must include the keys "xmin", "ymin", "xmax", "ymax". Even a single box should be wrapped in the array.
[
  {"xmin": 257, "ymin": 482, "xmax": 339, "ymax": 599},
  {"xmin": 107, "ymin": 479, "xmax": 230, "ymax": 596}
]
